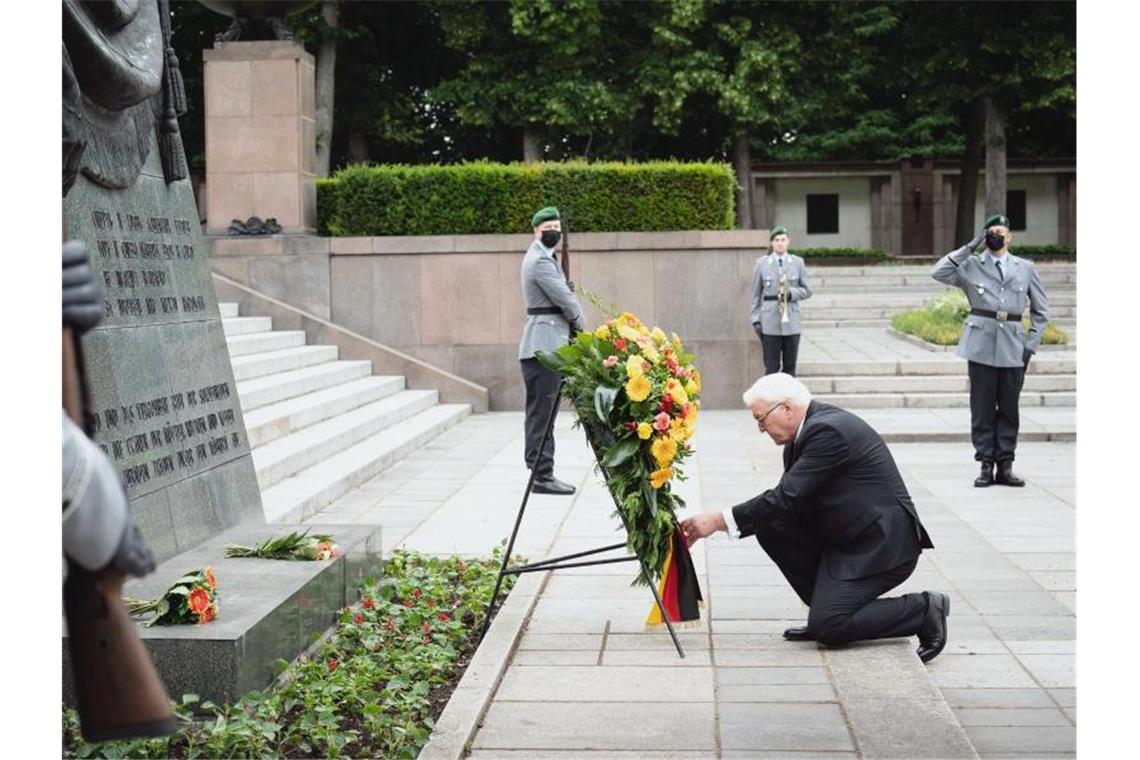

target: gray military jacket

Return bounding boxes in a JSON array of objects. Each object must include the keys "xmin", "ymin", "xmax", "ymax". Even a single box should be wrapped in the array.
[
  {"xmin": 751, "ymin": 252, "xmax": 812, "ymax": 335},
  {"xmin": 931, "ymin": 246, "xmax": 1050, "ymax": 368},
  {"xmin": 518, "ymin": 239, "xmax": 585, "ymax": 360}
]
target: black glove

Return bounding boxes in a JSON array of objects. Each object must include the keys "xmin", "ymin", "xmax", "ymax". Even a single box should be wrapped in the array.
[
  {"xmin": 112, "ymin": 520, "xmax": 157, "ymax": 578},
  {"xmin": 566, "ymin": 280, "xmax": 576, "ymax": 293},
  {"xmin": 1022, "ymin": 347, "xmax": 1034, "ymax": 368},
  {"xmin": 62, "ymin": 241, "xmax": 104, "ymax": 332},
  {"xmin": 967, "ymin": 228, "xmax": 985, "ymax": 252}
]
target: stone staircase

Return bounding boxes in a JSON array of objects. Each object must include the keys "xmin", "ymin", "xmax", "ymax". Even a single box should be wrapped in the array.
[
  {"xmin": 220, "ymin": 302, "xmax": 471, "ymax": 524},
  {"xmin": 799, "ymin": 262, "xmax": 1077, "ymax": 329}
]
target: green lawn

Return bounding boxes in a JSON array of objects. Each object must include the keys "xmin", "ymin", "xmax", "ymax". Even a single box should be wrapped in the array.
[{"xmin": 891, "ymin": 290, "xmax": 1068, "ymax": 347}]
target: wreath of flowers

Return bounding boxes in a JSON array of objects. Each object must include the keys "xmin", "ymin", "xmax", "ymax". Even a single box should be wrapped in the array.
[{"xmin": 537, "ymin": 311, "xmax": 700, "ymax": 583}]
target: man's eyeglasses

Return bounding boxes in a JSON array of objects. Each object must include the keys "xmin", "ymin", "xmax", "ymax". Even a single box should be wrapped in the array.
[{"xmin": 754, "ymin": 401, "xmax": 786, "ymax": 430}]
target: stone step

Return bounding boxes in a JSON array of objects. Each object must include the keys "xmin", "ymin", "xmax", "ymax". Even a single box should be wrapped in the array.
[
  {"xmin": 809, "ymin": 275, "xmax": 1076, "ymax": 289},
  {"xmin": 242, "ymin": 375, "xmax": 407, "ymax": 448},
  {"xmin": 253, "ymin": 389, "xmax": 440, "ymax": 490},
  {"xmin": 225, "ymin": 330, "xmax": 306, "ymax": 358},
  {"xmin": 260, "ymin": 404, "xmax": 472, "ymax": 524},
  {"xmin": 803, "ymin": 373, "xmax": 1075, "ymax": 395},
  {"xmin": 800, "ymin": 306, "xmax": 1077, "ymax": 320},
  {"xmin": 237, "ymin": 360, "xmax": 373, "ymax": 412},
  {"xmin": 817, "ymin": 390, "xmax": 1075, "ymax": 409},
  {"xmin": 796, "ymin": 358, "xmax": 1076, "ymax": 377},
  {"xmin": 230, "ymin": 344, "xmax": 339, "ymax": 382},
  {"xmin": 221, "ymin": 316, "xmax": 273, "ymax": 336},
  {"xmin": 219, "ymin": 301, "xmax": 239, "ymax": 318},
  {"xmin": 803, "ymin": 293, "xmax": 1077, "ymax": 307}
]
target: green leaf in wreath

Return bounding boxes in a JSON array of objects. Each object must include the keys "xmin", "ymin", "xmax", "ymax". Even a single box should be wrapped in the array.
[
  {"xmin": 594, "ymin": 385, "xmax": 618, "ymax": 422},
  {"xmin": 641, "ymin": 480, "xmax": 659, "ymax": 519},
  {"xmin": 533, "ymin": 350, "xmax": 565, "ymax": 372},
  {"xmin": 601, "ymin": 437, "xmax": 640, "ymax": 468}
]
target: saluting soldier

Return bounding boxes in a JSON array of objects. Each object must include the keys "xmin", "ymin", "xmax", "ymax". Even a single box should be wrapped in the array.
[
  {"xmin": 931, "ymin": 213, "xmax": 1049, "ymax": 487},
  {"xmin": 752, "ymin": 226, "xmax": 812, "ymax": 376},
  {"xmin": 518, "ymin": 206, "xmax": 584, "ymax": 495}
]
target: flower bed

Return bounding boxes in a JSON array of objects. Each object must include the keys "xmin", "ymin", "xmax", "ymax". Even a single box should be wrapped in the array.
[
  {"xmin": 64, "ymin": 548, "xmax": 515, "ymax": 759},
  {"xmin": 890, "ymin": 289, "xmax": 1068, "ymax": 346}
]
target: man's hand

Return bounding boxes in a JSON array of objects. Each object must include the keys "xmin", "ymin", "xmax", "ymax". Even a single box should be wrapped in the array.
[
  {"xmin": 680, "ymin": 512, "xmax": 727, "ymax": 547},
  {"xmin": 63, "ymin": 241, "xmax": 104, "ymax": 333},
  {"xmin": 967, "ymin": 227, "xmax": 985, "ymax": 251},
  {"xmin": 1022, "ymin": 346, "xmax": 1034, "ymax": 369}
]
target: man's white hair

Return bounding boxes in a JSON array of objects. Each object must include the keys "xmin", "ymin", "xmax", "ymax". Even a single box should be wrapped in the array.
[{"xmin": 742, "ymin": 373, "xmax": 812, "ymax": 408}]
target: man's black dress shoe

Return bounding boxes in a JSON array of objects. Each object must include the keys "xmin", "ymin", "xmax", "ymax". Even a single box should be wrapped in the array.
[
  {"xmin": 783, "ymin": 624, "xmax": 814, "ymax": 642},
  {"xmin": 532, "ymin": 476, "xmax": 576, "ymax": 495},
  {"xmin": 994, "ymin": 461, "xmax": 1025, "ymax": 487},
  {"xmin": 974, "ymin": 462, "xmax": 994, "ymax": 488},
  {"xmin": 916, "ymin": 591, "xmax": 950, "ymax": 664}
]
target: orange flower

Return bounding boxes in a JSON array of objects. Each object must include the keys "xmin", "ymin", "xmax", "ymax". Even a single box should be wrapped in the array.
[
  {"xmin": 353, "ymin": 613, "xmax": 364, "ymax": 625},
  {"xmin": 361, "ymin": 596, "xmax": 376, "ymax": 610},
  {"xmin": 205, "ymin": 567, "xmax": 218, "ymax": 590},
  {"xmin": 327, "ymin": 658, "xmax": 339, "ymax": 673},
  {"xmin": 188, "ymin": 586, "xmax": 210, "ymax": 616},
  {"xmin": 201, "ymin": 605, "xmax": 216, "ymax": 624}
]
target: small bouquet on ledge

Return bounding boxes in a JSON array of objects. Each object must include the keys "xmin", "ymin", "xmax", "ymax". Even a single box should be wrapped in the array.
[
  {"xmin": 224, "ymin": 529, "xmax": 339, "ymax": 561},
  {"xmin": 536, "ymin": 309, "xmax": 704, "ymax": 628},
  {"xmin": 125, "ymin": 567, "xmax": 219, "ymax": 627}
]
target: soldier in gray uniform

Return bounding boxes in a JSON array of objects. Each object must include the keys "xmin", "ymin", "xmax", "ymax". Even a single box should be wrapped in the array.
[
  {"xmin": 752, "ymin": 226, "xmax": 812, "ymax": 375},
  {"xmin": 518, "ymin": 206, "xmax": 585, "ymax": 495},
  {"xmin": 931, "ymin": 213, "xmax": 1049, "ymax": 487}
]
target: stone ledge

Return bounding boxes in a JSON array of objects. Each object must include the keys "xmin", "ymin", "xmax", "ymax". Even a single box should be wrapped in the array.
[
  {"xmin": 327, "ymin": 230, "xmax": 770, "ymax": 256},
  {"xmin": 418, "ymin": 571, "xmax": 547, "ymax": 760},
  {"xmin": 205, "ymin": 41, "xmax": 314, "ymax": 65},
  {"xmin": 62, "ymin": 523, "xmax": 383, "ymax": 707}
]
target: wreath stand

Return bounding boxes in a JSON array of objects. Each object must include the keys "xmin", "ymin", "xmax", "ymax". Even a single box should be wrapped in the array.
[{"xmin": 478, "ymin": 381, "xmax": 686, "ymax": 658}]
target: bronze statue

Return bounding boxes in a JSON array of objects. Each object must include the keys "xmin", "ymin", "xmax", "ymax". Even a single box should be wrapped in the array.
[{"xmin": 197, "ymin": 1, "xmax": 319, "ymax": 42}]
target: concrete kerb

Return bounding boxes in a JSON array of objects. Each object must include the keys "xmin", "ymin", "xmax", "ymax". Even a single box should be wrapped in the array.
[{"xmin": 418, "ymin": 570, "xmax": 548, "ymax": 760}]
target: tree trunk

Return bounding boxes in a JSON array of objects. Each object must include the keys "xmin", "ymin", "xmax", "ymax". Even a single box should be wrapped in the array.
[
  {"xmin": 523, "ymin": 125, "xmax": 541, "ymax": 163},
  {"xmin": 314, "ymin": 1, "xmax": 339, "ymax": 177},
  {"xmin": 984, "ymin": 96, "xmax": 1007, "ymax": 217},
  {"xmin": 955, "ymin": 98, "xmax": 984, "ymax": 243},
  {"xmin": 733, "ymin": 133, "xmax": 753, "ymax": 229}
]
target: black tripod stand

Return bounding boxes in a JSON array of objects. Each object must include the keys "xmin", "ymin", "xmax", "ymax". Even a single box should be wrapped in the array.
[{"xmin": 478, "ymin": 381, "xmax": 686, "ymax": 658}]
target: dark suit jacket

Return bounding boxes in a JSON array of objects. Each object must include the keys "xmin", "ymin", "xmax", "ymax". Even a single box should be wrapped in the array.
[{"xmin": 731, "ymin": 401, "xmax": 933, "ymax": 580}]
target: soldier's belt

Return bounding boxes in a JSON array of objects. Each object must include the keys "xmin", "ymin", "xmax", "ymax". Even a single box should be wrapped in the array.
[
  {"xmin": 527, "ymin": 307, "xmax": 563, "ymax": 316},
  {"xmin": 762, "ymin": 296, "xmax": 780, "ymax": 301},
  {"xmin": 970, "ymin": 308, "xmax": 1022, "ymax": 322}
]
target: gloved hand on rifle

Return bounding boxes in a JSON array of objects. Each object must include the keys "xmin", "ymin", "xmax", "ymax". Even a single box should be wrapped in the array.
[{"xmin": 63, "ymin": 240, "xmax": 104, "ymax": 333}]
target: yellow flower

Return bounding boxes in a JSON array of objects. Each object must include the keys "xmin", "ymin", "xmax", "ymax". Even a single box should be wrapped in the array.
[
  {"xmin": 672, "ymin": 332, "xmax": 684, "ymax": 353},
  {"xmin": 649, "ymin": 467, "xmax": 673, "ymax": 489},
  {"xmin": 669, "ymin": 417, "xmax": 689, "ymax": 443},
  {"xmin": 640, "ymin": 343, "xmax": 660, "ymax": 364},
  {"xmin": 594, "ymin": 325, "xmax": 611, "ymax": 340},
  {"xmin": 625, "ymin": 354, "xmax": 648, "ymax": 378},
  {"xmin": 617, "ymin": 323, "xmax": 641, "ymax": 341},
  {"xmin": 665, "ymin": 378, "xmax": 688, "ymax": 406},
  {"xmin": 625, "ymin": 374, "xmax": 652, "ymax": 402},
  {"xmin": 688, "ymin": 369, "xmax": 702, "ymax": 394},
  {"xmin": 651, "ymin": 327, "xmax": 667, "ymax": 344},
  {"xmin": 636, "ymin": 422, "xmax": 653, "ymax": 439},
  {"xmin": 650, "ymin": 435, "xmax": 678, "ymax": 468}
]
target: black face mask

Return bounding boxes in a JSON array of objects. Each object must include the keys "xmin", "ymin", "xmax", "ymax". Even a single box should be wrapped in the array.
[
  {"xmin": 984, "ymin": 232, "xmax": 1006, "ymax": 251},
  {"xmin": 541, "ymin": 229, "xmax": 562, "ymax": 248}
]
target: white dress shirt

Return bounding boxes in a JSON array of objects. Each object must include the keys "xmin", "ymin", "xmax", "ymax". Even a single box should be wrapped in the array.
[{"xmin": 722, "ymin": 413, "xmax": 807, "ymax": 539}]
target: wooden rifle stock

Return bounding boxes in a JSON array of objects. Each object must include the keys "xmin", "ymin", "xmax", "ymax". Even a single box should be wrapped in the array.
[{"xmin": 63, "ymin": 301, "xmax": 175, "ymax": 742}]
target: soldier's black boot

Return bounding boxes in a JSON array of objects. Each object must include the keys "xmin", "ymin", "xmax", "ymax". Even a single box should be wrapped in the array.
[
  {"xmin": 974, "ymin": 461, "xmax": 994, "ymax": 487},
  {"xmin": 995, "ymin": 461, "xmax": 1025, "ymax": 487}
]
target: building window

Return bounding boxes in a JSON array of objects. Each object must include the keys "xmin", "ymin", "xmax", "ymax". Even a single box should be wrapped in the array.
[
  {"xmin": 806, "ymin": 194, "xmax": 839, "ymax": 234},
  {"xmin": 1006, "ymin": 190, "xmax": 1027, "ymax": 231}
]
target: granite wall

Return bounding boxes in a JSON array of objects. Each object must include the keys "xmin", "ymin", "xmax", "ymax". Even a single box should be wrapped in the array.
[{"xmin": 210, "ymin": 231, "xmax": 772, "ymax": 410}]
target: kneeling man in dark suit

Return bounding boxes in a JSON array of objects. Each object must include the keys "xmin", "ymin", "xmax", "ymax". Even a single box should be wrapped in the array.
[{"xmin": 681, "ymin": 373, "xmax": 950, "ymax": 663}]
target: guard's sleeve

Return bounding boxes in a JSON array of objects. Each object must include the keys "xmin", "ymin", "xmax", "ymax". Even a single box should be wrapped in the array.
[
  {"xmin": 534, "ymin": 252, "xmax": 585, "ymax": 331},
  {"xmin": 1023, "ymin": 261, "xmax": 1050, "ymax": 353},
  {"xmin": 62, "ymin": 412, "xmax": 129, "ymax": 572},
  {"xmin": 729, "ymin": 425, "xmax": 849, "ymax": 537},
  {"xmin": 931, "ymin": 244, "xmax": 973, "ymax": 287},
  {"xmin": 750, "ymin": 260, "xmax": 764, "ymax": 322},
  {"xmin": 790, "ymin": 257, "xmax": 812, "ymax": 302}
]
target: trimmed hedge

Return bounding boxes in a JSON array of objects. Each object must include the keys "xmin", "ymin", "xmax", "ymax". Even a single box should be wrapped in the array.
[
  {"xmin": 965, "ymin": 244, "xmax": 1075, "ymax": 258},
  {"xmin": 792, "ymin": 247, "xmax": 890, "ymax": 260},
  {"xmin": 317, "ymin": 161, "xmax": 736, "ymax": 236},
  {"xmin": 891, "ymin": 289, "xmax": 1068, "ymax": 346}
]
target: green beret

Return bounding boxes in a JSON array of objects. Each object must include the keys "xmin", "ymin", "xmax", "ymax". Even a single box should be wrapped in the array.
[
  {"xmin": 531, "ymin": 206, "xmax": 560, "ymax": 228},
  {"xmin": 984, "ymin": 214, "xmax": 1010, "ymax": 230},
  {"xmin": 769, "ymin": 226, "xmax": 788, "ymax": 240}
]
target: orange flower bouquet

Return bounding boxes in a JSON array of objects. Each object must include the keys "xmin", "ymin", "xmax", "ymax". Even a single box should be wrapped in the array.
[
  {"xmin": 224, "ymin": 529, "xmax": 339, "ymax": 561},
  {"xmin": 125, "ymin": 567, "xmax": 219, "ymax": 626}
]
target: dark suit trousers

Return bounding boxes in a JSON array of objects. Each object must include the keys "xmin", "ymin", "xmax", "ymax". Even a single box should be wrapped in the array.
[
  {"xmin": 520, "ymin": 358, "xmax": 560, "ymax": 479},
  {"xmin": 967, "ymin": 361, "xmax": 1026, "ymax": 464},
  {"xmin": 754, "ymin": 325, "xmax": 801, "ymax": 376},
  {"xmin": 753, "ymin": 516, "xmax": 927, "ymax": 646}
]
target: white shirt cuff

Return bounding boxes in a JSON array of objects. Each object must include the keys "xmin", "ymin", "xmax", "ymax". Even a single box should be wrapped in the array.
[{"xmin": 722, "ymin": 507, "xmax": 741, "ymax": 539}]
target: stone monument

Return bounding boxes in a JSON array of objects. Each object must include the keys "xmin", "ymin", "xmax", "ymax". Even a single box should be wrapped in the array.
[{"xmin": 64, "ymin": 0, "xmax": 263, "ymax": 562}]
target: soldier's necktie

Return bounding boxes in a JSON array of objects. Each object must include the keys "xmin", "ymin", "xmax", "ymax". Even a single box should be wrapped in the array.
[
  {"xmin": 996, "ymin": 260, "xmax": 1003, "ymax": 282},
  {"xmin": 778, "ymin": 257, "xmax": 784, "ymax": 269}
]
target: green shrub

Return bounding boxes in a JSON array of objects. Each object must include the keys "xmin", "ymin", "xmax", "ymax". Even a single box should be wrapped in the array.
[
  {"xmin": 792, "ymin": 247, "xmax": 890, "ymax": 260},
  {"xmin": 319, "ymin": 161, "xmax": 736, "ymax": 236},
  {"xmin": 965, "ymin": 244, "xmax": 1075, "ymax": 258},
  {"xmin": 891, "ymin": 289, "xmax": 1068, "ymax": 346},
  {"xmin": 64, "ymin": 548, "xmax": 518, "ymax": 759}
]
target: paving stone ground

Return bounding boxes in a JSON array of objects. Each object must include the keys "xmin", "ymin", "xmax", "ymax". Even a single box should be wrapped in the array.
[{"xmin": 310, "ymin": 403, "xmax": 1075, "ymax": 758}]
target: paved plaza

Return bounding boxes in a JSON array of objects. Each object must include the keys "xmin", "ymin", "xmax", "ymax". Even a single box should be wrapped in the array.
[{"xmin": 307, "ymin": 402, "xmax": 1075, "ymax": 758}]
